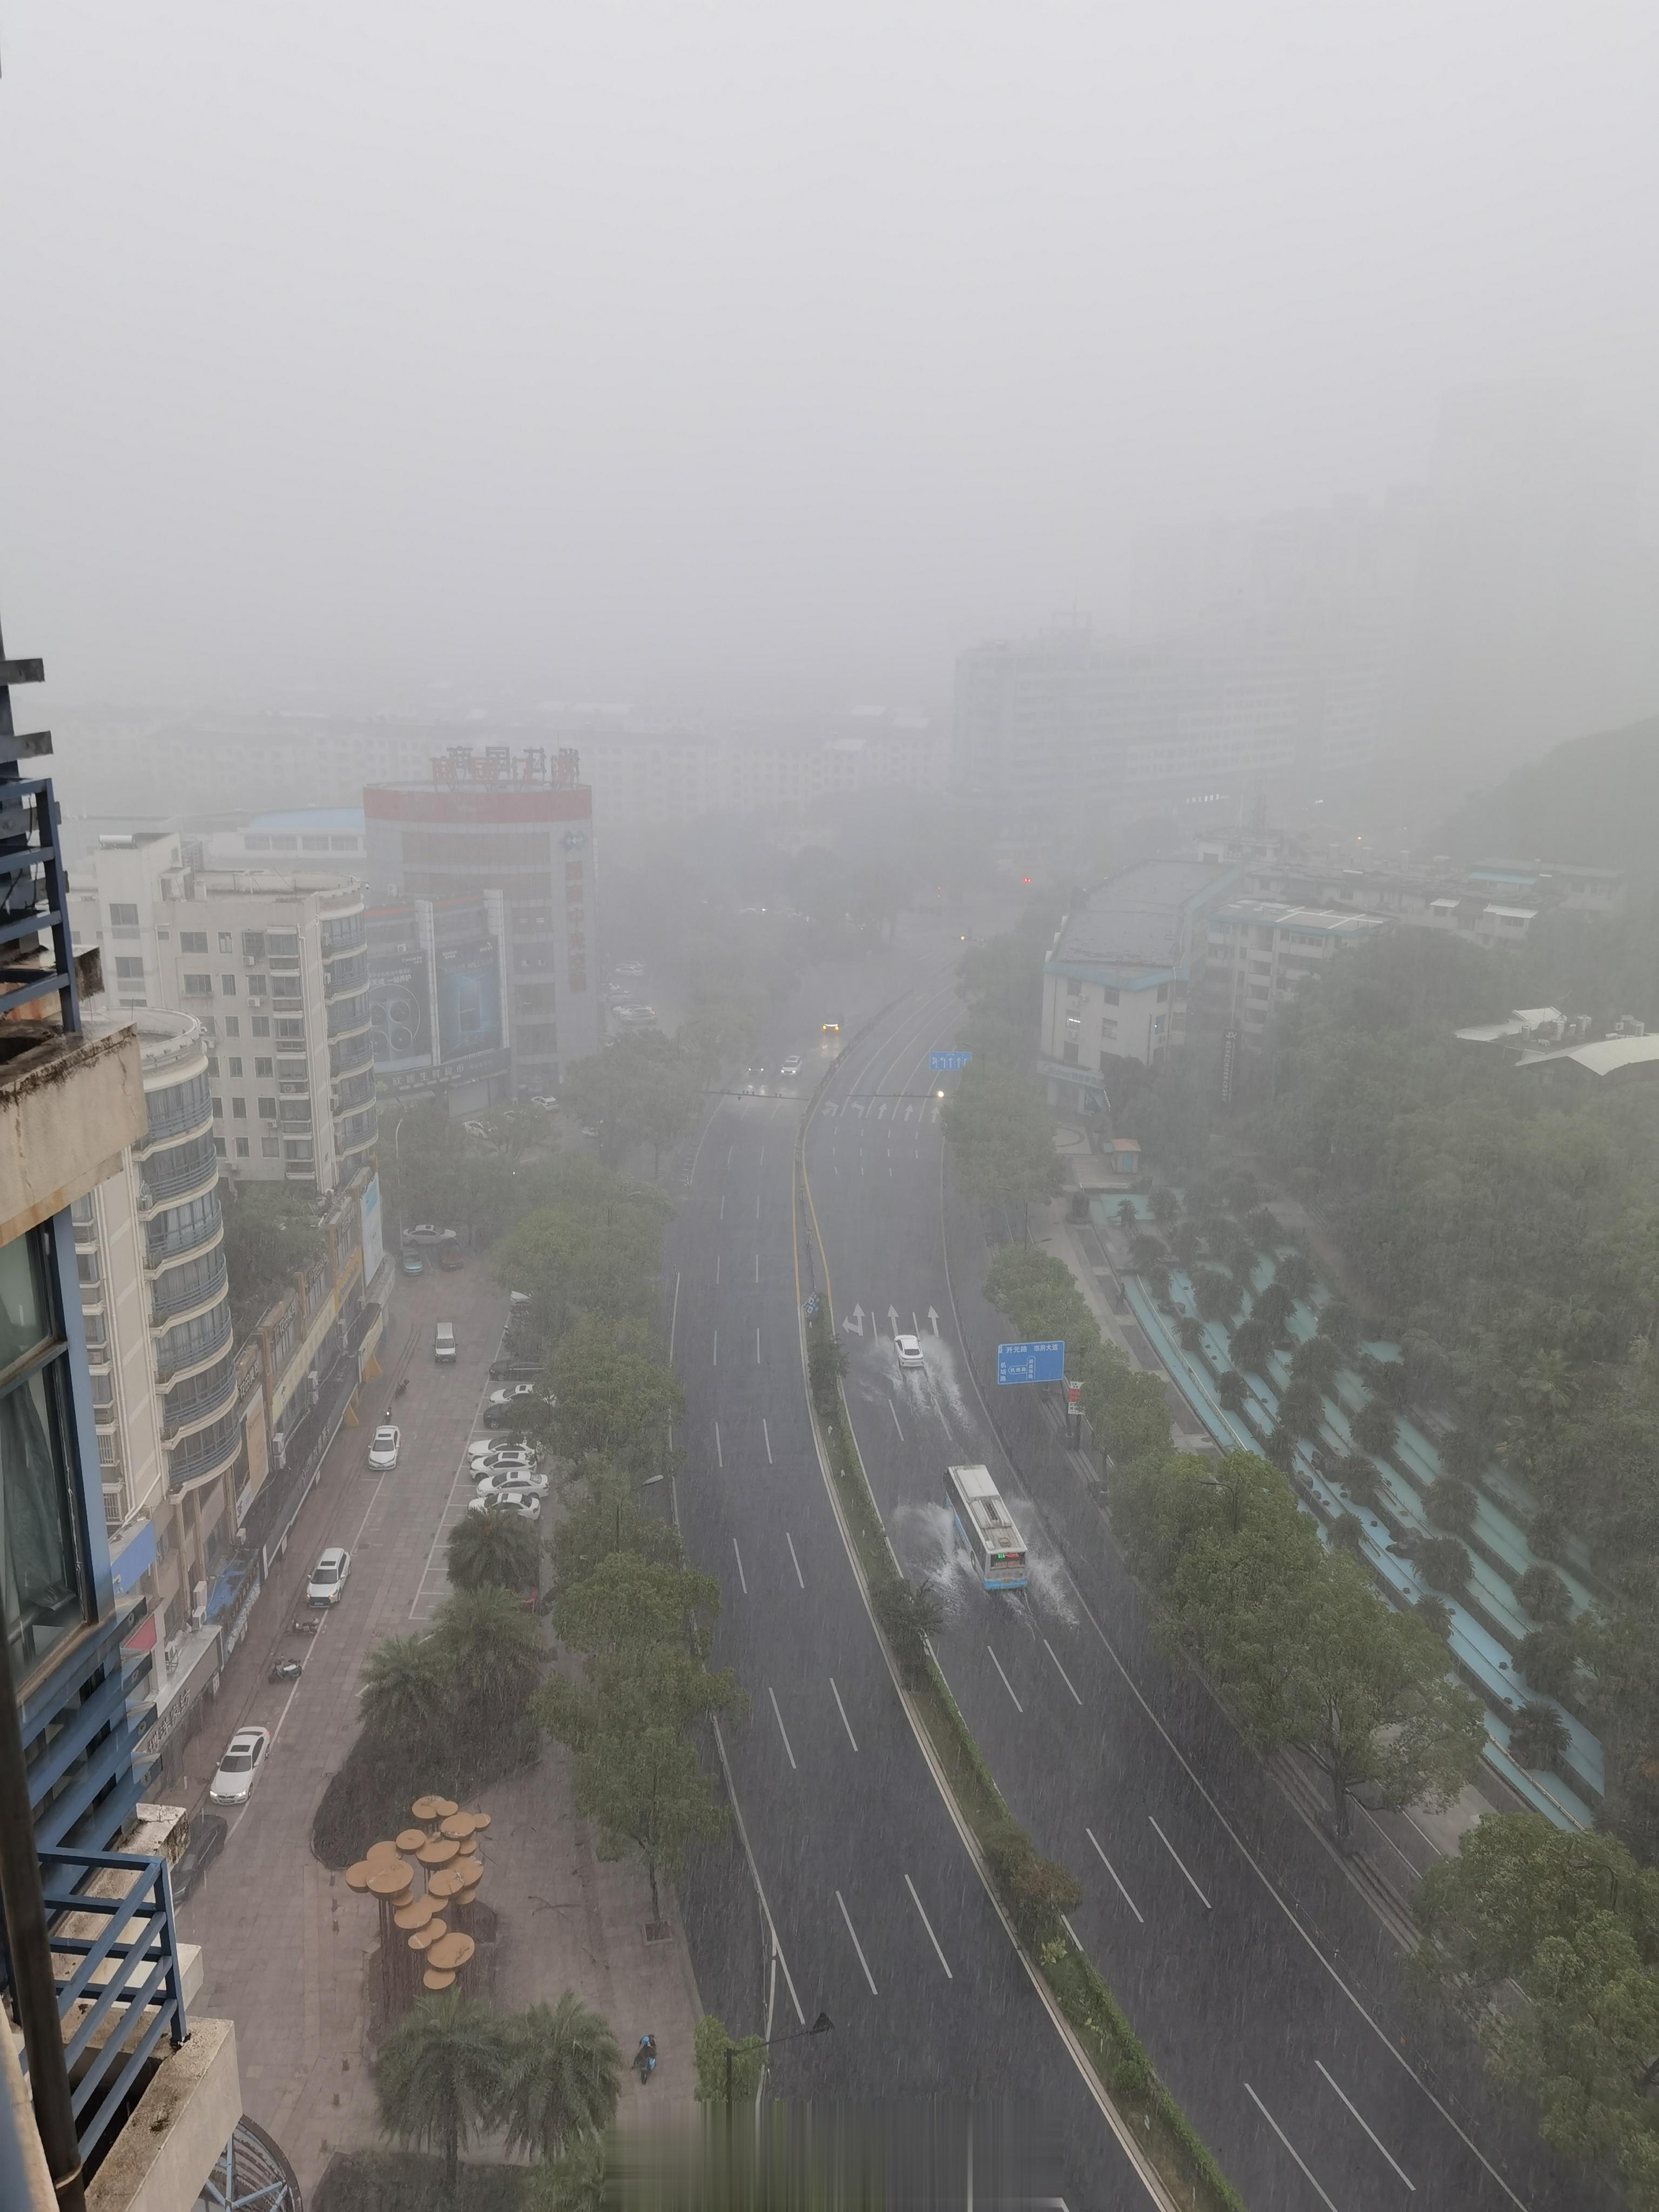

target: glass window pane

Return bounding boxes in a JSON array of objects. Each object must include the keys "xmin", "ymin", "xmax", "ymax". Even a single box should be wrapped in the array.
[
  {"xmin": 0, "ymin": 1232, "xmax": 51, "ymax": 1371},
  {"xmin": 1, "ymin": 1360, "xmax": 85, "ymax": 1680}
]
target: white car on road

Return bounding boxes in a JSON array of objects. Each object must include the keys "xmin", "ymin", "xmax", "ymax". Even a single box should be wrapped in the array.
[
  {"xmin": 474, "ymin": 1466, "xmax": 551, "ymax": 1503},
  {"xmin": 895, "ymin": 1333, "xmax": 925, "ymax": 1369},
  {"xmin": 368, "ymin": 1424, "xmax": 400, "ymax": 1470},
  {"xmin": 307, "ymin": 1546, "xmax": 352, "ymax": 1605},
  {"xmin": 467, "ymin": 1489, "xmax": 543, "ymax": 1522},
  {"xmin": 210, "ymin": 1726, "xmax": 271, "ymax": 1807},
  {"xmin": 780, "ymin": 1055, "xmax": 804, "ymax": 1077}
]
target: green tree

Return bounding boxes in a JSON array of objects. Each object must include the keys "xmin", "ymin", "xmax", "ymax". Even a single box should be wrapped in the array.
[
  {"xmin": 1416, "ymin": 1816, "xmax": 1659, "ymax": 2202},
  {"xmin": 873, "ymin": 1575, "xmax": 943, "ymax": 1687},
  {"xmin": 1277, "ymin": 1376, "xmax": 1327, "ymax": 1440},
  {"xmin": 375, "ymin": 1989, "xmax": 510, "ymax": 2205},
  {"xmin": 1217, "ymin": 1369, "xmax": 1249, "ymax": 1413},
  {"xmin": 1520, "ymin": 1623, "xmax": 1580, "ymax": 1700},
  {"xmin": 1415, "ymin": 1534, "xmax": 1470, "ymax": 1596},
  {"xmin": 495, "ymin": 1161, "xmax": 675, "ymax": 1347},
  {"xmin": 559, "ymin": 1714, "xmax": 727, "ymax": 1923},
  {"xmin": 430, "ymin": 1586, "xmax": 545, "ymax": 1741},
  {"xmin": 498, "ymin": 1993, "xmax": 623, "ymax": 2161},
  {"xmin": 1317, "ymin": 1297, "xmax": 1360, "ymax": 1353},
  {"xmin": 1253, "ymin": 1281, "xmax": 1296, "ymax": 1339},
  {"xmin": 1291, "ymin": 1334, "xmax": 1341, "ymax": 1391},
  {"xmin": 1228, "ymin": 1316, "xmax": 1273, "ymax": 1375},
  {"xmin": 1352, "ymin": 1399, "xmax": 1398, "ymax": 1457},
  {"xmin": 538, "ymin": 1316, "xmax": 685, "ymax": 1477},
  {"xmin": 693, "ymin": 2013, "xmax": 767, "ymax": 2105},
  {"xmin": 943, "ymin": 1061, "xmax": 1064, "ymax": 1233},
  {"xmin": 524, "ymin": 2130, "xmax": 608, "ymax": 2212},
  {"xmin": 1194, "ymin": 1269, "xmax": 1237, "ymax": 1324},
  {"xmin": 549, "ymin": 1473, "xmax": 685, "ymax": 1598},
  {"xmin": 554, "ymin": 1551, "xmax": 723, "ymax": 1674},
  {"xmin": 219, "ymin": 1182, "xmax": 328, "ymax": 1340},
  {"xmin": 446, "ymin": 1505, "xmax": 543, "ymax": 1595},
  {"xmin": 1518, "ymin": 1562, "xmax": 1572, "ymax": 1623},
  {"xmin": 1276, "ymin": 1252, "xmax": 1316, "ymax": 1299},
  {"xmin": 1147, "ymin": 1186, "xmax": 1179, "ymax": 1224},
  {"xmin": 1426, "ymin": 1478, "xmax": 1477, "ymax": 1538},
  {"xmin": 360, "ymin": 1634, "xmax": 451, "ymax": 1748},
  {"xmin": 1510, "ymin": 1701, "xmax": 1569, "ymax": 1770},
  {"xmin": 1442, "ymin": 1426, "xmax": 1487, "ymax": 1482}
]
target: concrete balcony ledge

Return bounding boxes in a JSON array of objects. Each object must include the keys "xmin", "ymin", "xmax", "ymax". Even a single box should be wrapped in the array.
[
  {"xmin": 0, "ymin": 1019, "xmax": 145, "ymax": 1240},
  {"xmin": 84, "ymin": 2014, "xmax": 241, "ymax": 2212}
]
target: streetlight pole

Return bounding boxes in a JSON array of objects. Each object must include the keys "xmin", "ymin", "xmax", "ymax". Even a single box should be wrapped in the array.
[{"xmin": 724, "ymin": 2011, "xmax": 833, "ymax": 2107}]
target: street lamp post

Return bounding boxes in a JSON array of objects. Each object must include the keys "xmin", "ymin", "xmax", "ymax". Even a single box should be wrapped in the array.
[{"xmin": 724, "ymin": 2010, "xmax": 834, "ymax": 2107}]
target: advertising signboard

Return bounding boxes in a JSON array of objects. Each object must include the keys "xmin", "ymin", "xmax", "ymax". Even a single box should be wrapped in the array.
[
  {"xmin": 436, "ymin": 940, "xmax": 502, "ymax": 1062},
  {"xmin": 359, "ymin": 1172, "xmax": 386, "ymax": 1289},
  {"xmin": 369, "ymin": 953, "xmax": 433, "ymax": 1070}
]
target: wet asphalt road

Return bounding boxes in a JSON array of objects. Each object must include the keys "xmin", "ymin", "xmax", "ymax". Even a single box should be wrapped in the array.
[{"xmin": 669, "ymin": 944, "xmax": 1601, "ymax": 2212}]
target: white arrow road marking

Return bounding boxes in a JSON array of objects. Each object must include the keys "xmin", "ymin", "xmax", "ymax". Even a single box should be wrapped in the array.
[
  {"xmin": 842, "ymin": 1305, "xmax": 864, "ymax": 1336},
  {"xmin": 887, "ymin": 1305, "xmax": 899, "ymax": 1333},
  {"xmin": 927, "ymin": 1306, "xmax": 940, "ymax": 1332},
  {"xmin": 903, "ymin": 1103, "xmax": 915, "ymax": 1121}
]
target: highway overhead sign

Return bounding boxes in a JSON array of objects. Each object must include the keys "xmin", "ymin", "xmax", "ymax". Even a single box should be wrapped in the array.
[
  {"xmin": 929, "ymin": 1051, "xmax": 972, "ymax": 1072},
  {"xmin": 997, "ymin": 1339, "xmax": 1065, "ymax": 1385}
]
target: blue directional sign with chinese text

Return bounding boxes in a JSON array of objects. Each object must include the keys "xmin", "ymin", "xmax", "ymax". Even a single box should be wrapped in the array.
[
  {"xmin": 996, "ymin": 1339, "xmax": 1065, "ymax": 1385},
  {"xmin": 930, "ymin": 1050, "xmax": 973, "ymax": 1072}
]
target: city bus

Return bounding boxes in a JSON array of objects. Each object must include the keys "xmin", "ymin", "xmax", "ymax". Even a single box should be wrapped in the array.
[{"xmin": 945, "ymin": 1463, "xmax": 1028, "ymax": 1590}]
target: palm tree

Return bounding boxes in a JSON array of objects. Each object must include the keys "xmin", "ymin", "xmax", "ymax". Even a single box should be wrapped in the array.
[
  {"xmin": 524, "ymin": 2131, "xmax": 608, "ymax": 2212},
  {"xmin": 448, "ymin": 1505, "xmax": 543, "ymax": 1595},
  {"xmin": 1352, "ymin": 1399, "xmax": 1398, "ymax": 1458},
  {"xmin": 1291, "ymin": 1334, "xmax": 1341, "ymax": 1391},
  {"xmin": 1275, "ymin": 1253, "xmax": 1316, "ymax": 1300},
  {"xmin": 500, "ymin": 1993, "xmax": 623, "ymax": 2162},
  {"xmin": 1147, "ymin": 1186, "xmax": 1179, "ymax": 1224},
  {"xmin": 376, "ymin": 1989, "xmax": 510, "ymax": 2204},
  {"xmin": 431, "ymin": 1584, "xmax": 545, "ymax": 1739},
  {"xmin": 1217, "ymin": 1370, "xmax": 1249, "ymax": 1413},
  {"xmin": 360, "ymin": 1634, "xmax": 451, "ymax": 1746}
]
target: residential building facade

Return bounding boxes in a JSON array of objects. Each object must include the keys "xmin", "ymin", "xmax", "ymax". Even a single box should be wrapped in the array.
[
  {"xmin": 70, "ymin": 836, "xmax": 377, "ymax": 1192},
  {"xmin": 1199, "ymin": 898, "xmax": 1390, "ymax": 1047},
  {"xmin": 1038, "ymin": 860, "xmax": 1242, "ymax": 1112}
]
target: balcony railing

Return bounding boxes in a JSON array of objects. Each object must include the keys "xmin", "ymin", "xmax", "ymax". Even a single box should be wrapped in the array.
[
  {"xmin": 149, "ymin": 1249, "xmax": 228, "ymax": 1325},
  {"xmin": 23, "ymin": 1845, "xmax": 188, "ymax": 2167},
  {"xmin": 167, "ymin": 1414, "xmax": 241, "ymax": 1491},
  {"xmin": 138, "ymin": 1132, "xmax": 220, "ymax": 1209},
  {"xmin": 145, "ymin": 1209, "xmax": 222, "ymax": 1270},
  {"xmin": 161, "ymin": 1357, "xmax": 238, "ymax": 1439},
  {"xmin": 153, "ymin": 1304, "xmax": 233, "ymax": 1382},
  {"xmin": 327, "ymin": 992, "xmax": 371, "ymax": 1040},
  {"xmin": 323, "ymin": 948, "xmax": 369, "ymax": 997},
  {"xmin": 331, "ymin": 1029, "xmax": 374, "ymax": 1077}
]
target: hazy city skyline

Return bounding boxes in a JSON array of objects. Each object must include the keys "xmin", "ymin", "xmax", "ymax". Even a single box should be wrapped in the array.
[{"xmin": 4, "ymin": 3, "xmax": 1658, "ymax": 782}]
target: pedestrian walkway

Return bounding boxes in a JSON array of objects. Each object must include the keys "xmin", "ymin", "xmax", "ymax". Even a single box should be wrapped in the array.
[{"xmin": 178, "ymin": 1253, "xmax": 700, "ymax": 2190}]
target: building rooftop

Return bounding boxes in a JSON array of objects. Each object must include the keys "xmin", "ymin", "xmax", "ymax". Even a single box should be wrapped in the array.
[
  {"xmin": 1516, "ymin": 1034, "xmax": 1659, "ymax": 1080},
  {"xmin": 245, "ymin": 806, "xmax": 365, "ymax": 833},
  {"xmin": 1211, "ymin": 897, "xmax": 1386, "ymax": 938},
  {"xmin": 1051, "ymin": 860, "xmax": 1226, "ymax": 971}
]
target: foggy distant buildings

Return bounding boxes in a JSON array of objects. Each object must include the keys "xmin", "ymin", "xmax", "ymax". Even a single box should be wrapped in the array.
[{"xmin": 957, "ymin": 386, "xmax": 1659, "ymax": 822}]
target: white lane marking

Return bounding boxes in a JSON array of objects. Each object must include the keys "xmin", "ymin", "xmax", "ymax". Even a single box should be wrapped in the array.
[
  {"xmin": 759, "ymin": 1143, "xmax": 765, "ymax": 1170},
  {"xmin": 712, "ymin": 1330, "xmax": 718, "ymax": 1368},
  {"xmin": 732, "ymin": 1538, "xmax": 748, "ymax": 1594},
  {"xmin": 1042, "ymin": 1637, "xmax": 1084, "ymax": 1707},
  {"xmin": 830, "ymin": 1676, "xmax": 859, "ymax": 1750},
  {"xmin": 1148, "ymin": 1816, "xmax": 1212, "ymax": 1911},
  {"xmin": 768, "ymin": 1687, "xmax": 798, "ymax": 1771},
  {"xmin": 715, "ymin": 1253, "xmax": 720, "ymax": 1283},
  {"xmin": 1316, "ymin": 2062, "xmax": 1415, "ymax": 2191},
  {"xmin": 754, "ymin": 1252, "xmax": 760, "ymax": 1283},
  {"xmin": 668, "ymin": 1270, "xmax": 680, "ymax": 1360},
  {"xmin": 726, "ymin": 1143, "xmax": 733, "ymax": 1167},
  {"xmin": 889, "ymin": 1399, "xmax": 904, "ymax": 1440},
  {"xmin": 835, "ymin": 1890, "xmax": 879, "ymax": 1995},
  {"xmin": 785, "ymin": 1532, "xmax": 805, "ymax": 1589},
  {"xmin": 903, "ymin": 1873, "xmax": 953, "ymax": 1978},
  {"xmin": 1085, "ymin": 1826, "xmax": 1144, "ymax": 1924},
  {"xmin": 719, "ymin": 1193, "xmax": 725, "ymax": 1220},
  {"xmin": 714, "ymin": 1420, "xmax": 723, "ymax": 1468},
  {"xmin": 756, "ymin": 1188, "xmax": 762, "ymax": 1221},
  {"xmin": 763, "ymin": 1418, "xmax": 773, "ymax": 1465},
  {"xmin": 1245, "ymin": 2085, "xmax": 1341, "ymax": 2212},
  {"xmin": 987, "ymin": 1646, "xmax": 1023, "ymax": 1712},
  {"xmin": 756, "ymin": 1325, "xmax": 761, "ymax": 1364}
]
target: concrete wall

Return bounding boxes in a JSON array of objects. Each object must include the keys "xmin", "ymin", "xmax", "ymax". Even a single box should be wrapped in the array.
[{"xmin": 0, "ymin": 1025, "xmax": 146, "ymax": 1241}]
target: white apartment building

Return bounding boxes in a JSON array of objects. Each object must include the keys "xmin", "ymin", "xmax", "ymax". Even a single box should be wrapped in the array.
[
  {"xmin": 72, "ymin": 1012, "xmax": 266, "ymax": 1780},
  {"xmin": 71, "ymin": 833, "xmax": 377, "ymax": 1192},
  {"xmin": 1201, "ymin": 898, "xmax": 1389, "ymax": 1045},
  {"xmin": 575, "ymin": 711, "xmax": 941, "ymax": 833}
]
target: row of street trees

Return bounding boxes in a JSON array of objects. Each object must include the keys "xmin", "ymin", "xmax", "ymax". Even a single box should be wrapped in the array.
[{"xmin": 941, "ymin": 1060, "xmax": 1064, "ymax": 1234}]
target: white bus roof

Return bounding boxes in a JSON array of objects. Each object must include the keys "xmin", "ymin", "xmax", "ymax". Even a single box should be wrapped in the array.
[
  {"xmin": 947, "ymin": 1464, "xmax": 1023, "ymax": 1548},
  {"xmin": 948, "ymin": 1462, "xmax": 998, "ymax": 1499}
]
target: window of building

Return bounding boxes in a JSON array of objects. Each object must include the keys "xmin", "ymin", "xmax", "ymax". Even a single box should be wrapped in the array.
[
  {"xmin": 180, "ymin": 932, "xmax": 208, "ymax": 954},
  {"xmin": 261, "ymin": 1136, "xmax": 280, "ymax": 1157},
  {"xmin": 302, "ymin": 836, "xmax": 331, "ymax": 851},
  {"xmin": 206, "ymin": 1057, "xmax": 220, "ymax": 1078},
  {"xmin": 231, "ymin": 1097, "xmax": 247, "ymax": 1120},
  {"xmin": 183, "ymin": 974, "xmax": 212, "ymax": 997},
  {"xmin": 220, "ymin": 974, "xmax": 237, "ymax": 996},
  {"xmin": 1066, "ymin": 978, "xmax": 1082, "ymax": 998},
  {"xmin": 247, "ymin": 973, "xmax": 268, "ymax": 994},
  {"xmin": 113, "ymin": 956, "xmax": 145, "ymax": 981},
  {"xmin": 271, "ymin": 975, "xmax": 302, "ymax": 1000},
  {"xmin": 213, "ymin": 1136, "xmax": 227, "ymax": 1157},
  {"xmin": 331, "ymin": 837, "xmax": 358, "ymax": 851},
  {"xmin": 210, "ymin": 1096, "xmax": 223, "ymax": 1117},
  {"xmin": 222, "ymin": 1016, "xmax": 239, "ymax": 1037},
  {"xmin": 282, "ymin": 1138, "xmax": 314, "ymax": 1162},
  {"xmin": 235, "ymin": 1136, "xmax": 250, "ymax": 1157},
  {"xmin": 1101, "ymin": 1019, "xmax": 1117, "ymax": 1040},
  {"xmin": 0, "ymin": 1228, "xmax": 88, "ymax": 1683},
  {"xmin": 254, "ymin": 1057, "xmax": 273, "ymax": 1077},
  {"xmin": 1156, "ymin": 984, "xmax": 1169, "ymax": 1002},
  {"xmin": 218, "ymin": 932, "xmax": 233, "ymax": 954},
  {"xmin": 275, "ymin": 1019, "xmax": 304, "ymax": 1042},
  {"xmin": 269, "ymin": 836, "xmax": 298, "ymax": 852},
  {"xmin": 241, "ymin": 931, "xmax": 266, "ymax": 961},
  {"xmin": 257, "ymin": 1096, "xmax": 277, "ymax": 1119},
  {"xmin": 228, "ymin": 1057, "xmax": 243, "ymax": 1077},
  {"xmin": 251, "ymin": 1016, "xmax": 271, "ymax": 1038},
  {"xmin": 1102, "ymin": 988, "xmax": 1120, "ymax": 1006},
  {"xmin": 517, "ymin": 1024, "xmax": 557, "ymax": 1057},
  {"xmin": 109, "ymin": 902, "xmax": 139, "ymax": 928},
  {"xmin": 76, "ymin": 1249, "xmax": 100, "ymax": 1287},
  {"xmin": 268, "ymin": 931, "xmax": 300, "ymax": 957}
]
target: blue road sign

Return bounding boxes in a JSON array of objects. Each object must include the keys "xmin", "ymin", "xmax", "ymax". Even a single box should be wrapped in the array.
[
  {"xmin": 996, "ymin": 1339, "xmax": 1065, "ymax": 1385},
  {"xmin": 930, "ymin": 1050, "xmax": 973, "ymax": 1073}
]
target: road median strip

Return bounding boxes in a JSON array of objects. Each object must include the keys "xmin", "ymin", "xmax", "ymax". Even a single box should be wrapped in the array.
[{"xmin": 790, "ymin": 1049, "xmax": 1244, "ymax": 2212}]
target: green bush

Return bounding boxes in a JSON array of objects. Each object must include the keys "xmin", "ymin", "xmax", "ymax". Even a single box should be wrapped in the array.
[{"xmin": 313, "ymin": 2152, "xmax": 528, "ymax": 2212}]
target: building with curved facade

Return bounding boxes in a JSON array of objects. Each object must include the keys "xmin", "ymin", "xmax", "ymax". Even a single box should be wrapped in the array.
[{"xmin": 74, "ymin": 1010, "xmax": 266, "ymax": 1771}]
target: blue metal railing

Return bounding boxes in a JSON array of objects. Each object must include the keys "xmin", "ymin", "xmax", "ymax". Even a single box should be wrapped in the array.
[{"xmin": 24, "ymin": 1846, "xmax": 188, "ymax": 2163}]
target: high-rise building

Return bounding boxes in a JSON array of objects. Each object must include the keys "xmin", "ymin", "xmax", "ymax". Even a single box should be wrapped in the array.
[
  {"xmin": 69, "ymin": 834, "xmax": 377, "ymax": 1192},
  {"xmin": 364, "ymin": 746, "xmax": 599, "ymax": 1092},
  {"xmin": 73, "ymin": 1010, "xmax": 269, "ymax": 1787},
  {"xmin": 0, "ymin": 639, "xmax": 285, "ymax": 2208}
]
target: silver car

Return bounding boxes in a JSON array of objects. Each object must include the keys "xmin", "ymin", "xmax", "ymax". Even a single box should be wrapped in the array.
[{"xmin": 209, "ymin": 1726, "xmax": 271, "ymax": 1807}]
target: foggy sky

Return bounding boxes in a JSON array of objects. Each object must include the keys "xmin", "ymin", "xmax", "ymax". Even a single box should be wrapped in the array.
[{"xmin": 3, "ymin": 1, "xmax": 1656, "ymax": 721}]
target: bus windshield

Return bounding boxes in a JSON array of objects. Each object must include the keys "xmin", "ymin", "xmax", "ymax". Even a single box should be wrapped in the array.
[{"xmin": 945, "ymin": 1463, "xmax": 1028, "ymax": 1590}]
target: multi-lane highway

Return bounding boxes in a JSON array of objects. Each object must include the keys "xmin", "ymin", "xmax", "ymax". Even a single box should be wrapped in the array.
[{"xmin": 669, "ymin": 954, "xmax": 1599, "ymax": 2212}]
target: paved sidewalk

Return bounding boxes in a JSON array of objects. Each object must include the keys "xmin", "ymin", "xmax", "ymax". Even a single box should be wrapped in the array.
[{"xmin": 178, "ymin": 1257, "xmax": 700, "ymax": 2189}]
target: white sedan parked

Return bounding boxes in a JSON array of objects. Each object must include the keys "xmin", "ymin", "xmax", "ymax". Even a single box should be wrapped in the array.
[
  {"xmin": 474, "ymin": 1466, "xmax": 551, "ymax": 1503},
  {"xmin": 467, "ymin": 1490, "xmax": 543, "ymax": 1522}
]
